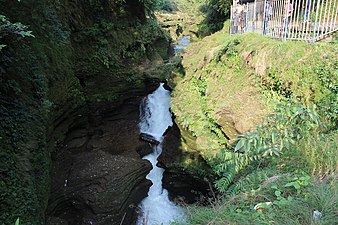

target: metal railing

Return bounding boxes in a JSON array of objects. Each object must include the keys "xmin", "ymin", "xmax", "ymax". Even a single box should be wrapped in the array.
[{"xmin": 230, "ymin": 0, "xmax": 338, "ymax": 42}]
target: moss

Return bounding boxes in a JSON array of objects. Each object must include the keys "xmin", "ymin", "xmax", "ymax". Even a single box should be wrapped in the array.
[{"xmin": 171, "ymin": 25, "xmax": 337, "ymax": 170}]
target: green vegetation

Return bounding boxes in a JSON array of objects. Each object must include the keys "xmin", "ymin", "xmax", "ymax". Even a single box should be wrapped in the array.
[
  {"xmin": 186, "ymin": 129, "xmax": 337, "ymax": 224},
  {"xmin": 155, "ymin": 0, "xmax": 231, "ymax": 40},
  {"xmin": 171, "ymin": 23, "xmax": 337, "ymax": 224},
  {"xmin": 0, "ymin": 0, "xmax": 172, "ymax": 224},
  {"xmin": 0, "ymin": 15, "xmax": 34, "ymax": 50},
  {"xmin": 198, "ymin": 0, "xmax": 231, "ymax": 36},
  {"xmin": 213, "ymin": 101, "xmax": 322, "ymax": 193}
]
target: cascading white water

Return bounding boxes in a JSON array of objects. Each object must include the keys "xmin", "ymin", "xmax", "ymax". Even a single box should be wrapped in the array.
[{"xmin": 137, "ymin": 83, "xmax": 186, "ymax": 225}]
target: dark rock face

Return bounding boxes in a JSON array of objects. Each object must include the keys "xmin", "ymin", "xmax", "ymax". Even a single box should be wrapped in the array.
[
  {"xmin": 46, "ymin": 96, "xmax": 154, "ymax": 225},
  {"xmin": 162, "ymin": 169, "xmax": 212, "ymax": 204},
  {"xmin": 47, "ymin": 151, "xmax": 151, "ymax": 225},
  {"xmin": 160, "ymin": 121, "xmax": 214, "ymax": 204}
]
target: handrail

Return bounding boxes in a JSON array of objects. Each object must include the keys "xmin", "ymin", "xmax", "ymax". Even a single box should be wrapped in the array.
[{"xmin": 230, "ymin": 0, "xmax": 338, "ymax": 43}]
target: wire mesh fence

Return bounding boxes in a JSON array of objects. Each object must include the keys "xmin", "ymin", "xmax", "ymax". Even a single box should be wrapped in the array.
[{"xmin": 230, "ymin": 0, "xmax": 338, "ymax": 42}]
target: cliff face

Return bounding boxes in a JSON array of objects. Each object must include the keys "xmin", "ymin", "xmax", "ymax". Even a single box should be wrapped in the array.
[{"xmin": 0, "ymin": 0, "xmax": 171, "ymax": 224}]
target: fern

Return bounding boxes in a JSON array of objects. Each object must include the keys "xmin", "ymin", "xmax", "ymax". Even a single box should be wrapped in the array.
[
  {"xmin": 234, "ymin": 102, "xmax": 321, "ymax": 158},
  {"xmin": 213, "ymin": 102, "xmax": 322, "ymax": 193},
  {"xmin": 213, "ymin": 151, "xmax": 250, "ymax": 192}
]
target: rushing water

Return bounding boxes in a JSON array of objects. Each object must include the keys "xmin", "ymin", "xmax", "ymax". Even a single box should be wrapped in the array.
[{"xmin": 137, "ymin": 83, "xmax": 186, "ymax": 225}]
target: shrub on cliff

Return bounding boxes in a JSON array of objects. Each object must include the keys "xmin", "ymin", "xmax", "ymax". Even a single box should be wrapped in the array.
[{"xmin": 0, "ymin": 15, "xmax": 34, "ymax": 94}]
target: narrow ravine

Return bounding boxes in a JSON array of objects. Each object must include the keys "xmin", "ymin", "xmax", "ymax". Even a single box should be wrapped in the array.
[{"xmin": 137, "ymin": 83, "xmax": 186, "ymax": 225}]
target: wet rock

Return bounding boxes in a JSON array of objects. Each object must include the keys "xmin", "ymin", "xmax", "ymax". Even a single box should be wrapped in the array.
[
  {"xmin": 136, "ymin": 143, "xmax": 153, "ymax": 157},
  {"xmin": 47, "ymin": 95, "xmax": 155, "ymax": 225},
  {"xmin": 140, "ymin": 132, "xmax": 160, "ymax": 145},
  {"xmin": 160, "ymin": 121, "xmax": 214, "ymax": 204},
  {"xmin": 163, "ymin": 169, "xmax": 213, "ymax": 204},
  {"xmin": 163, "ymin": 82, "xmax": 173, "ymax": 92},
  {"xmin": 47, "ymin": 150, "xmax": 151, "ymax": 225}
]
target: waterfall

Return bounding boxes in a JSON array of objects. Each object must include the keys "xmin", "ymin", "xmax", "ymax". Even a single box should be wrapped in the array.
[{"xmin": 137, "ymin": 83, "xmax": 186, "ymax": 225}]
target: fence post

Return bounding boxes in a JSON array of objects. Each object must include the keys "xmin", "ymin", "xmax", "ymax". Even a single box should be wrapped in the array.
[
  {"xmin": 329, "ymin": 0, "xmax": 337, "ymax": 33},
  {"xmin": 230, "ymin": 6, "xmax": 233, "ymax": 35},
  {"xmin": 253, "ymin": 0, "xmax": 257, "ymax": 32},
  {"xmin": 263, "ymin": 0, "xmax": 268, "ymax": 35},
  {"xmin": 246, "ymin": 3, "xmax": 249, "ymax": 32},
  {"xmin": 284, "ymin": 0, "xmax": 291, "ymax": 42},
  {"xmin": 313, "ymin": 0, "xmax": 322, "ymax": 43}
]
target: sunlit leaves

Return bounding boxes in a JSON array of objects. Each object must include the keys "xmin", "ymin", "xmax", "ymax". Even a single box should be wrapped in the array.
[
  {"xmin": 233, "ymin": 102, "xmax": 321, "ymax": 159},
  {"xmin": 214, "ymin": 102, "xmax": 320, "ymax": 193},
  {"xmin": 0, "ymin": 15, "xmax": 34, "ymax": 52}
]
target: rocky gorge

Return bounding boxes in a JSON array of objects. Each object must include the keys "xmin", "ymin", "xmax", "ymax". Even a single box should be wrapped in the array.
[{"xmin": 2, "ymin": 0, "xmax": 337, "ymax": 224}]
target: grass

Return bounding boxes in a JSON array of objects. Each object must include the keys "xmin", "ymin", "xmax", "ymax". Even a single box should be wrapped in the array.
[
  {"xmin": 184, "ymin": 132, "xmax": 338, "ymax": 225},
  {"xmin": 170, "ymin": 23, "xmax": 338, "ymax": 225},
  {"xmin": 289, "ymin": 132, "xmax": 338, "ymax": 178}
]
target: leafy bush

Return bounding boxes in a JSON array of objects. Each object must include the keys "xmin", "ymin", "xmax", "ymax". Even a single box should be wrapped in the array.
[
  {"xmin": 213, "ymin": 101, "xmax": 321, "ymax": 193},
  {"xmin": 197, "ymin": 0, "xmax": 231, "ymax": 36},
  {"xmin": 234, "ymin": 102, "xmax": 321, "ymax": 158},
  {"xmin": 187, "ymin": 158, "xmax": 337, "ymax": 225},
  {"xmin": 0, "ymin": 15, "xmax": 34, "ymax": 75},
  {"xmin": 0, "ymin": 15, "xmax": 34, "ymax": 49},
  {"xmin": 153, "ymin": 0, "xmax": 177, "ymax": 11}
]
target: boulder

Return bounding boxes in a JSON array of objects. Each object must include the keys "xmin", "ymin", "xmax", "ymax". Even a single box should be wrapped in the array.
[{"xmin": 140, "ymin": 133, "xmax": 160, "ymax": 145}]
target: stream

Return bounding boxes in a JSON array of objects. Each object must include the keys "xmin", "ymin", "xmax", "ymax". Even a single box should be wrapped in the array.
[
  {"xmin": 137, "ymin": 83, "xmax": 186, "ymax": 225},
  {"xmin": 136, "ymin": 36, "xmax": 191, "ymax": 225}
]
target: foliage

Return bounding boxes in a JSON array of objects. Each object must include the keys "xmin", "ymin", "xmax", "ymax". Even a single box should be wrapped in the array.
[
  {"xmin": 139, "ymin": 0, "xmax": 173, "ymax": 12},
  {"xmin": 234, "ymin": 102, "xmax": 321, "ymax": 158},
  {"xmin": 172, "ymin": 31, "xmax": 337, "ymax": 181},
  {"xmin": 0, "ymin": 15, "xmax": 34, "ymax": 75},
  {"xmin": 0, "ymin": 15, "xmax": 34, "ymax": 44},
  {"xmin": 314, "ymin": 59, "xmax": 338, "ymax": 129},
  {"xmin": 152, "ymin": 0, "xmax": 177, "ymax": 11},
  {"xmin": 198, "ymin": 0, "xmax": 231, "ymax": 36},
  {"xmin": 0, "ymin": 97, "xmax": 50, "ymax": 225},
  {"xmin": 172, "ymin": 28, "xmax": 337, "ymax": 225},
  {"xmin": 82, "ymin": 16, "xmax": 164, "ymax": 69},
  {"xmin": 212, "ymin": 151, "xmax": 249, "ymax": 193},
  {"xmin": 110, "ymin": 0, "xmax": 172, "ymax": 12},
  {"xmin": 187, "ymin": 154, "xmax": 337, "ymax": 225},
  {"xmin": 186, "ymin": 107, "xmax": 337, "ymax": 223},
  {"xmin": 0, "ymin": 0, "xmax": 169, "ymax": 224},
  {"xmin": 212, "ymin": 101, "xmax": 321, "ymax": 193},
  {"xmin": 283, "ymin": 174, "xmax": 311, "ymax": 194}
]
